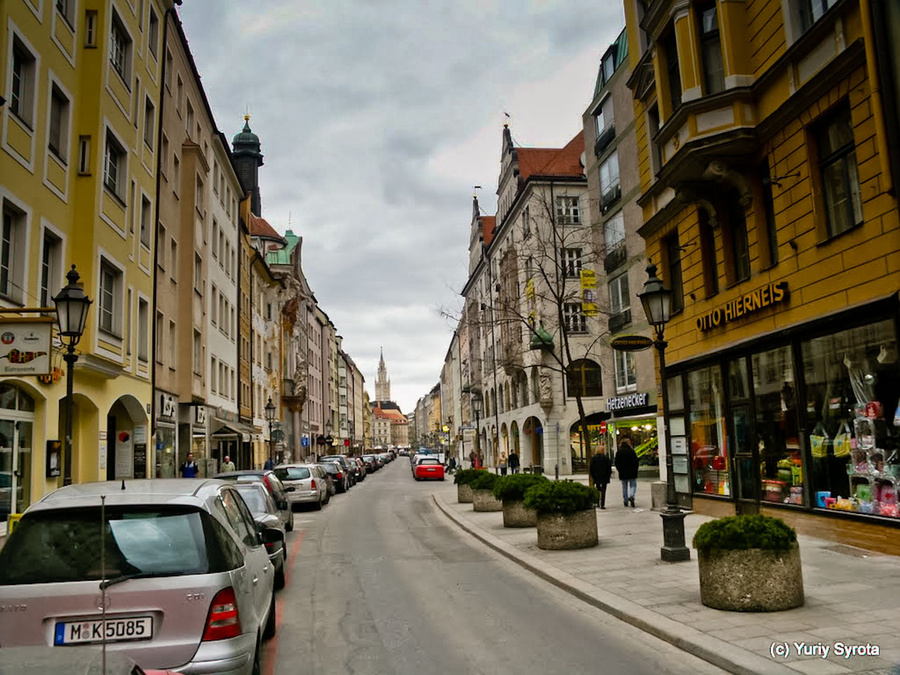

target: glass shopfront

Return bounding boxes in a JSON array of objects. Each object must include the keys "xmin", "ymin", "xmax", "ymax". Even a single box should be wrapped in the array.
[{"xmin": 674, "ymin": 308, "xmax": 899, "ymax": 521}]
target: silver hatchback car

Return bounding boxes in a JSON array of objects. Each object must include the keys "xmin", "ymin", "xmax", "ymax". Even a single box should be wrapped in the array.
[
  {"xmin": 272, "ymin": 464, "xmax": 328, "ymax": 510},
  {"xmin": 0, "ymin": 479, "xmax": 277, "ymax": 674}
]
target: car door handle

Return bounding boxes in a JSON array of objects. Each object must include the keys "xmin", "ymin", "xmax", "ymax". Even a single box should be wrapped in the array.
[{"xmin": 252, "ymin": 576, "xmax": 259, "ymax": 585}]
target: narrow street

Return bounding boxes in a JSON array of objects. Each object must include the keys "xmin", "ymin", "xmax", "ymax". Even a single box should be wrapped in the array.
[{"xmin": 263, "ymin": 461, "xmax": 726, "ymax": 675}]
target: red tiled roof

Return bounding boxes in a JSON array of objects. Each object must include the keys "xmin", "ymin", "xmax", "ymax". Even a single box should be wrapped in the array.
[
  {"xmin": 516, "ymin": 133, "xmax": 585, "ymax": 182},
  {"xmin": 480, "ymin": 216, "xmax": 496, "ymax": 247},
  {"xmin": 249, "ymin": 213, "xmax": 283, "ymax": 240}
]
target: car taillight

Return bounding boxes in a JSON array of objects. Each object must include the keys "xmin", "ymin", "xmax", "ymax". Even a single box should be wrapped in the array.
[
  {"xmin": 336, "ymin": 472, "xmax": 343, "ymax": 480},
  {"xmin": 311, "ymin": 479, "xmax": 317, "ymax": 489},
  {"xmin": 203, "ymin": 587, "xmax": 242, "ymax": 641}
]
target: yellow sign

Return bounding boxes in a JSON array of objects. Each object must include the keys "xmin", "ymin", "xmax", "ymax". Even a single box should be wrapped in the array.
[
  {"xmin": 580, "ymin": 269, "xmax": 599, "ymax": 317},
  {"xmin": 696, "ymin": 282, "xmax": 788, "ymax": 332}
]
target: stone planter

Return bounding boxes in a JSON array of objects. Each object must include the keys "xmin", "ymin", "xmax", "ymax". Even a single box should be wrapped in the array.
[
  {"xmin": 503, "ymin": 499, "xmax": 537, "ymax": 527},
  {"xmin": 472, "ymin": 489, "xmax": 503, "ymax": 512},
  {"xmin": 698, "ymin": 543, "xmax": 804, "ymax": 612},
  {"xmin": 536, "ymin": 509, "xmax": 598, "ymax": 550},
  {"xmin": 457, "ymin": 483, "xmax": 474, "ymax": 504}
]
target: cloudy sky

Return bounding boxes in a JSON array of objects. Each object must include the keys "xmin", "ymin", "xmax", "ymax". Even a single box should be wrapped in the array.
[{"xmin": 178, "ymin": 0, "xmax": 626, "ymax": 414}]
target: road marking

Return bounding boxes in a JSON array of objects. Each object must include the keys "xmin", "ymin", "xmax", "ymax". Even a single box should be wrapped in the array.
[{"xmin": 262, "ymin": 529, "xmax": 304, "ymax": 675}]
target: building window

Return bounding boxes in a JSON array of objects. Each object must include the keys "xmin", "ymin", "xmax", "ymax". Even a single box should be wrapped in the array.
[
  {"xmin": 186, "ymin": 100, "xmax": 194, "ymax": 136},
  {"xmin": 48, "ymin": 84, "xmax": 71, "ymax": 161},
  {"xmin": 212, "ymin": 221, "xmax": 218, "ymax": 258},
  {"xmin": 10, "ymin": 36, "xmax": 36, "ymax": 127},
  {"xmin": 600, "ymin": 152, "xmax": 620, "ymax": 211},
  {"xmin": 604, "ymin": 212, "xmax": 625, "ymax": 251},
  {"xmin": 143, "ymin": 97, "xmax": 155, "ymax": 149},
  {"xmin": 210, "ymin": 356, "xmax": 217, "ymax": 392},
  {"xmin": 157, "ymin": 224, "xmax": 166, "ymax": 270},
  {"xmin": 815, "ymin": 104, "xmax": 862, "ymax": 238},
  {"xmin": 155, "ymin": 311, "xmax": 164, "ymax": 364},
  {"xmin": 173, "ymin": 155, "xmax": 180, "ymax": 193},
  {"xmin": 563, "ymin": 303, "xmax": 587, "ymax": 334},
  {"xmin": 664, "ymin": 234, "xmax": 685, "ymax": 314},
  {"xmin": 614, "ymin": 350, "xmax": 637, "ymax": 392},
  {"xmin": 799, "ymin": 0, "xmax": 838, "ymax": 33},
  {"xmin": 140, "ymin": 195, "xmax": 152, "ymax": 249},
  {"xmin": 193, "ymin": 329, "xmax": 201, "ymax": 375},
  {"xmin": 137, "ymin": 298, "xmax": 149, "ymax": 362},
  {"xmin": 663, "ymin": 29, "xmax": 681, "ymax": 113},
  {"xmin": 1, "ymin": 203, "xmax": 26, "ymax": 304},
  {"xmin": 98, "ymin": 259, "xmax": 122, "ymax": 336},
  {"xmin": 728, "ymin": 199, "xmax": 751, "ymax": 283},
  {"xmin": 160, "ymin": 133, "xmax": 169, "ymax": 179},
  {"xmin": 647, "ymin": 104, "xmax": 662, "ymax": 175},
  {"xmin": 148, "ymin": 7, "xmax": 160, "ymax": 58},
  {"xmin": 521, "ymin": 206, "xmax": 531, "ymax": 238},
  {"xmin": 698, "ymin": 208, "xmax": 719, "ymax": 297},
  {"xmin": 555, "ymin": 196, "xmax": 580, "ymax": 224},
  {"xmin": 699, "ymin": 2, "xmax": 725, "ymax": 95},
  {"xmin": 85, "ymin": 10, "xmax": 98, "ymax": 47},
  {"xmin": 168, "ymin": 320, "xmax": 176, "ymax": 368},
  {"xmin": 104, "ymin": 129, "xmax": 126, "ymax": 198},
  {"xmin": 40, "ymin": 229, "xmax": 62, "ymax": 307},
  {"xmin": 194, "ymin": 253, "xmax": 202, "ymax": 292},
  {"xmin": 164, "ymin": 49, "xmax": 173, "ymax": 89},
  {"xmin": 109, "ymin": 11, "xmax": 132, "ymax": 82},
  {"xmin": 56, "ymin": 0, "xmax": 75, "ymax": 26},
  {"xmin": 760, "ymin": 162, "xmax": 778, "ymax": 267},
  {"xmin": 608, "ymin": 273, "xmax": 630, "ymax": 315},
  {"xmin": 563, "ymin": 248, "xmax": 582, "ymax": 278},
  {"xmin": 170, "ymin": 239, "xmax": 177, "ymax": 281}
]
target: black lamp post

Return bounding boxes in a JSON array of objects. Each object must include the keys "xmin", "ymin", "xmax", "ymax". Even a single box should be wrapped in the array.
[
  {"xmin": 265, "ymin": 397, "xmax": 276, "ymax": 466},
  {"xmin": 53, "ymin": 265, "xmax": 92, "ymax": 487},
  {"xmin": 638, "ymin": 262, "xmax": 690, "ymax": 562},
  {"xmin": 471, "ymin": 394, "xmax": 483, "ymax": 468}
]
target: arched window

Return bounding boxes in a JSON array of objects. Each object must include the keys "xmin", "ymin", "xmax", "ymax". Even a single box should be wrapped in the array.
[{"xmin": 566, "ymin": 359, "xmax": 602, "ymax": 398}]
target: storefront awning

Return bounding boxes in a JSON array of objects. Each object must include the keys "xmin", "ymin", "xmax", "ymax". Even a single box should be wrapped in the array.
[{"xmin": 211, "ymin": 424, "xmax": 247, "ymax": 437}]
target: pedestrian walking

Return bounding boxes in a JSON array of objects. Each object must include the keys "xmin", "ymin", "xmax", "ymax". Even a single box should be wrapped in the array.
[
  {"xmin": 614, "ymin": 436, "xmax": 639, "ymax": 507},
  {"xmin": 220, "ymin": 455, "xmax": 236, "ymax": 472},
  {"xmin": 589, "ymin": 444, "xmax": 612, "ymax": 509},
  {"xmin": 180, "ymin": 452, "xmax": 199, "ymax": 478},
  {"xmin": 469, "ymin": 450, "xmax": 477, "ymax": 469},
  {"xmin": 499, "ymin": 451, "xmax": 508, "ymax": 476},
  {"xmin": 264, "ymin": 457, "xmax": 275, "ymax": 471},
  {"xmin": 508, "ymin": 451, "xmax": 520, "ymax": 474}
]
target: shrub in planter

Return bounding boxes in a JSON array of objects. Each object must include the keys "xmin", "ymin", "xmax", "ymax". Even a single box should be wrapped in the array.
[
  {"xmin": 454, "ymin": 468, "xmax": 486, "ymax": 504},
  {"xmin": 493, "ymin": 474, "xmax": 549, "ymax": 527},
  {"xmin": 470, "ymin": 472, "xmax": 502, "ymax": 512},
  {"xmin": 693, "ymin": 515, "xmax": 804, "ymax": 612},
  {"xmin": 524, "ymin": 481, "xmax": 599, "ymax": 550}
]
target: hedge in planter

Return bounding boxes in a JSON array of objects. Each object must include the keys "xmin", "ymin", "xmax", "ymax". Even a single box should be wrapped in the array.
[
  {"xmin": 470, "ymin": 472, "xmax": 503, "ymax": 512},
  {"xmin": 693, "ymin": 514, "xmax": 804, "ymax": 612},
  {"xmin": 453, "ymin": 468, "xmax": 486, "ymax": 504},
  {"xmin": 524, "ymin": 481, "xmax": 600, "ymax": 550},
  {"xmin": 493, "ymin": 474, "xmax": 549, "ymax": 527}
]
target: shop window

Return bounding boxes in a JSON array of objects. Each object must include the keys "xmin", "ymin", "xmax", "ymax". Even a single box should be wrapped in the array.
[
  {"xmin": 814, "ymin": 103, "xmax": 862, "ymax": 238},
  {"xmin": 802, "ymin": 320, "xmax": 899, "ymax": 518},
  {"xmin": 688, "ymin": 364, "xmax": 730, "ymax": 496},
  {"xmin": 566, "ymin": 359, "xmax": 602, "ymax": 398},
  {"xmin": 752, "ymin": 346, "xmax": 802, "ymax": 505},
  {"xmin": 698, "ymin": 2, "xmax": 725, "ymax": 95}
]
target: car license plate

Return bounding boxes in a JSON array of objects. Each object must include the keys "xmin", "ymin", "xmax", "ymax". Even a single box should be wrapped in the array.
[{"xmin": 54, "ymin": 616, "xmax": 153, "ymax": 645}]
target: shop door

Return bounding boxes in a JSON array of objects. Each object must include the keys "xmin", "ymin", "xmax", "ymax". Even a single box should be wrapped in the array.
[
  {"xmin": 0, "ymin": 420, "xmax": 15, "ymax": 522},
  {"xmin": 731, "ymin": 405, "xmax": 759, "ymax": 515}
]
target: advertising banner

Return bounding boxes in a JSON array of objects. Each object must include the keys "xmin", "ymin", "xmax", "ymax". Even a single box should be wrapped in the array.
[
  {"xmin": 580, "ymin": 270, "xmax": 599, "ymax": 316},
  {"xmin": 0, "ymin": 319, "xmax": 53, "ymax": 376}
]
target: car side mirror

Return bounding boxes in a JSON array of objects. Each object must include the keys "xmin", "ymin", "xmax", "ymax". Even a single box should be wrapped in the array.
[{"xmin": 259, "ymin": 527, "xmax": 281, "ymax": 546}]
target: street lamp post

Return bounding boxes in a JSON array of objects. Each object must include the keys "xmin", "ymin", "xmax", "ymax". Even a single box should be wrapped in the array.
[
  {"xmin": 53, "ymin": 265, "xmax": 92, "ymax": 487},
  {"xmin": 471, "ymin": 394, "xmax": 483, "ymax": 468},
  {"xmin": 638, "ymin": 262, "xmax": 690, "ymax": 562},
  {"xmin": 265, "ymin": 397, "xmax": 276, "ymax": 467}
]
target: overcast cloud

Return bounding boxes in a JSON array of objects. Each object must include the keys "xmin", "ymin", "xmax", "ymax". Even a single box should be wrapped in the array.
[{"xmin": 178, "ymin": 0, "xmax": 626, "ymax": 414}]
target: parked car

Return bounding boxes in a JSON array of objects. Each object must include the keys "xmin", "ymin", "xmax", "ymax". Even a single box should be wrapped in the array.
[
  {"xmin": 319, "ymin": 455, "xmax": 357, "ymax": 486},
  {"xmin": 273, "ymin": 464, "xmax": 329, "ymax": 510},
  {"xmin": 320, "ymin": 460, "xmax": 348, "ymax": 493},
  {"xmin": 233, "ymin": 483, "xmax": 286, "ymax": 589},
  {"xmin": 413, "ymin": 456, "xmax": 445, "ymax": 481},
  {"xmin": 0, "ymin": 646, "xmax": 179, "ymax": 674},
  {"xmin": 361, "ymin": 455, "xmax": 378, "ymax": 473},
  {"xmin": 352, "ymin": 457, "xmax": 366, "ymax": 482},
  {"xmin": 0, "ymin": 479, "xmax": 277, "ymax": 674},
  {"xmin": 214, "ymin": 469, "xmax": 294, "ymax": 532}
]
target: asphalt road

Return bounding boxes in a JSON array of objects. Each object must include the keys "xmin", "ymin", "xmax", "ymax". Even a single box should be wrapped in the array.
[{"xmin": 263, "ymin": 459, "xmax": 727, "ymax": 675}]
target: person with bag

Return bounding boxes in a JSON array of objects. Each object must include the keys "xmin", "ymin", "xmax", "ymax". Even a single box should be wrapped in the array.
[
  {"xmin": 614, "ymin": 436, "xmax": 639, "ymax": 507},
  {"xmin": 589, "ymin": 444, "xmax": 612, "ymax": 509},
  {"xmin": 508, "ymin": 451, "xmax": 520, "ymax": 474}
]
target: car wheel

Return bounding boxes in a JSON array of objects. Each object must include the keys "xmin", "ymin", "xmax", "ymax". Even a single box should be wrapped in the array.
[
  {"xmin": 263, "ymin": 589, "xmax": 277, "ymax": 639},
  {"xmin": 275, "ymin": 555, "xmax": 286, "ymax": 590},
  {"xmin": 286, "ymin": 511, "xmax": 294, "ymax": 532},
  {"xmin": 314, "ymin": 496, "xmax": 323, "ymax": 510}
]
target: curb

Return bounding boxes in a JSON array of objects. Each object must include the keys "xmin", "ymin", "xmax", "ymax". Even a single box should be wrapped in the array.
[{"xmin": 432, "ymin": 493, "xmax": 796, "ymax": 675}]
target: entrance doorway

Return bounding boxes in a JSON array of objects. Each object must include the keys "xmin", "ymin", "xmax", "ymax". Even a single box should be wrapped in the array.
[{"xmin": 0, "ymin": 384, "xmax": 35, "ymax": 520}]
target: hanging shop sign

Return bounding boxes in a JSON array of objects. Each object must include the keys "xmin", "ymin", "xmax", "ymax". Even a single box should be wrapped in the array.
[
  {"xmin": 607, "ymin": 392, "xmax": 650, "ymax": 412},
  {"xmin": 696, "ymin": 281, "xmax": 788, "ymax": 332},
  {"xmin": 0, "ymin": 319, "xmax": 53, "ymax": 376},
  {"xmin": 610, "ymin": 335, "xmax": 653, "ymax": 352}
]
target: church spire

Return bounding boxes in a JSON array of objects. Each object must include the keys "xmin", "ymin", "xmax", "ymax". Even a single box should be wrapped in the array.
[{"xmin": 375, "ymin": 349, "xmax": 391, "ymax": 402}]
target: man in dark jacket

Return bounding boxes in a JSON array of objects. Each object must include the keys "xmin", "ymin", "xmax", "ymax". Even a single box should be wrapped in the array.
[
  {"xmin": 614, "ymin": 436, "xmax": 639, "ymax": 507},
  {"xmin": 588, "ymin": 444, "xmax": 612, "ymax": 509}
]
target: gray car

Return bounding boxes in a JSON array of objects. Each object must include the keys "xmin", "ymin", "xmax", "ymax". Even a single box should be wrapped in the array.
[
  {"xmin": 0, "ymin": 479, "xmax": 277, "ymax": 675},
  {"xmin": 273, "ymin": 464, "xmax": 329, "ymax": 510}
]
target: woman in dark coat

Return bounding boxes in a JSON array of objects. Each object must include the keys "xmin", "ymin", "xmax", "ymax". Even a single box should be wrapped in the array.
[
  {"xmin": 589, "ymin": 444, "xmax": 613, "ymax": 509},
  {"xmin": 614, "ymin": 436, "xmax": 640, "ymax": 507}
]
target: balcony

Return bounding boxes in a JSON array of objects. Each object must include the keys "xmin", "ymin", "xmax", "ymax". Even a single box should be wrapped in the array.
[
  {"xmin": 608, "ymin": 308, "xmax": 632, "ymax": 335},
  {"xmin": 594, "ymin": 124, "xmax": 616, "ymax": 157},
  {"xmin": 600, "ymin": 184, "xmax": 621, "ymax": 213},
  {"xmin": 604, "ymin": 242, "xmax": 627, "ymax": 273}
]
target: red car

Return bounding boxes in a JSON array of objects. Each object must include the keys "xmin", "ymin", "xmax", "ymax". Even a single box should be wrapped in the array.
[{"xmin": 414, "ymin": 457, "xmax": 445, "ymax": 481}]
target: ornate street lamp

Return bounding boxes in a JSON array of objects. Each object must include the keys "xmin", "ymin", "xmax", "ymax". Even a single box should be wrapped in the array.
[
  {"xmin": 265, "ymin": 397, "xmax": 276, "ymax": 467},
  {"xmin": 471, "ymin": 393, "xmax": 483, "ymax": 468},
  {"xmin": 638, "ymin": 262, "xmax": 690, "ymax": 562},
  {"xmin": 53, "ymin": 265, "xmax": 92, "ymax": 486}
]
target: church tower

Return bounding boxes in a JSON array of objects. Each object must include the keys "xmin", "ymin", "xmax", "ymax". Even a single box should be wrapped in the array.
[
  {"xmin": 231, "ymin": 115, "xmax": 264, "ymax": 216},
  {"xmin": 375, "ymin": 348, "xmax": 391, "ymax": 402}
]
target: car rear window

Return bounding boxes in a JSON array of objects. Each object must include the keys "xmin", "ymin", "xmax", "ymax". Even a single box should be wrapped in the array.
[
  {"xmin": 418, "ymin": 458, "xmax": 441, "ymax": 465},
  {"xmin": 320, "ymin": 464, "xmax": 339, "ymax": 475},
  {"xmin": 0, "ymin": 506, "xmax": 229, "ymax": 586},
  {"xmin": 235, "ymin": 487, "xmax": 268, "ymax": 514},
  {"xmin": 274, "ymin": 467, "xmax": 310, "ymax": 481}
]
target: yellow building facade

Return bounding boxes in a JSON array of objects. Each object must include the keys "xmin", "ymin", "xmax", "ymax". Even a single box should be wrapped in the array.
[
  {"xmin": 625, "ymin": 0, "xmax": 899, "ymax": 551},
  {"xmin": 1, "ymin": 0, "xmax": 172, "ymax": 521}
]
